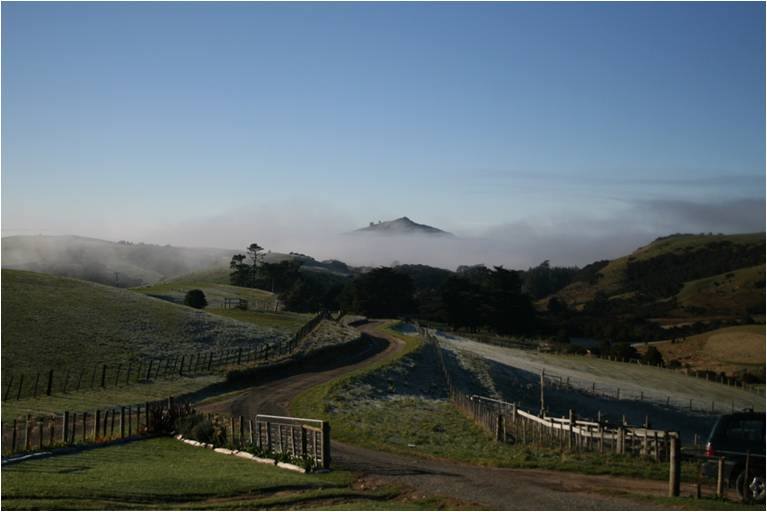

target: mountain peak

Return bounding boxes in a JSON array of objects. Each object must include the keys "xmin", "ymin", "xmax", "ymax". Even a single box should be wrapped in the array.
[{"xmin": 353, "ymin": 217, "xmax": 454, "ymax": 237}]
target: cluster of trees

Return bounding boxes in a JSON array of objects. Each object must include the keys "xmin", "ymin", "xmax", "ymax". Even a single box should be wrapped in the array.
[
  {"xmin": 229, "ymin": 244, "xmax": 345, "ymax": 313},
  {"xmin": 337, "ymin": 265, "xmax": 537, "ymax": 335},
  {"xmin": 229, "ymin": 245, "xmax": 539, "ymax": 335}
]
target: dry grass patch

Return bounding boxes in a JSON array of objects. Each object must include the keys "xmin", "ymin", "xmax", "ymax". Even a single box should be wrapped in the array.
[{"xmin": 638, "ymin": 325, "xmax": 765, "ymax": 376}]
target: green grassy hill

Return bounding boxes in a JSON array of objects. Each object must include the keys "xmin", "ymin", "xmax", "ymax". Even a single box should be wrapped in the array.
[
  {"xmin": 2, "ymin": 270, "xmax": 288, "ymax": 376},
  {"xmin": 551, "ymin": 233, "xmax": 765, "ymax": 320}
]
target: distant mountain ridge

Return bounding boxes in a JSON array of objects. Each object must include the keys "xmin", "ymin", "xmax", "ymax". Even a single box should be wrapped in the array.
[{"xmin": 352, "ymin": 217, "xmax": 454, "ymax": 237}]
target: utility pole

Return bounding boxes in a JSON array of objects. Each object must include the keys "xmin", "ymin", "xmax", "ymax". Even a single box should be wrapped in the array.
[{"xmin": 539, "ymin": 368, "xmax": 545, "ymax": 416}]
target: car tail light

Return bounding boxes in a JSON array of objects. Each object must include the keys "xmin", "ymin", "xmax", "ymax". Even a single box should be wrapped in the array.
[{"xmin": 705, "ymin": 442, "xmax": 715, "ymax": 457}]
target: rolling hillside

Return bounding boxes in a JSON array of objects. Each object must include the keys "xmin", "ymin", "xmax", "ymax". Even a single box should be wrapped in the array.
[
  {"xmin": 550, "ymin": 233, "xmax": 765, "ymax": 320},
  {"xmin": 1, "ymin": 270, "xmax": 288, "ymax": 376}
]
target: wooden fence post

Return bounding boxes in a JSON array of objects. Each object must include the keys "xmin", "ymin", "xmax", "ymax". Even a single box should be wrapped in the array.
[
  {"xmin": 3, "ymin": 375, "xmax": 14, "ymax": 401},
  {"xmin": 322, "ymin": 421, "xmax": 331, "ymax": 469},
  {"xmin": 69, "ymin": 413, "xmax": 77, "ymax": 444},
  {"xmin": 62, "ymin": 411, "xmax": 69, "ymax": 444},
  {"xmin": 120, "ymin": 407, "xmax": 125, "ymax": 438},
  {"xmin": 95, "ymin": 410, "xmax": 101, "ymax": 440},
  {"xmin": 17, "ymin": 374, "xmax": 24, "ymax": 400},
  {"xmin": 82, "ymin": 412, "xmax": 89, "ymax": 443},
  {"xmin": 46, "ymin": 370, "xmax": 54, "ymax": 396},
  {"xmin": 23, "ymin": 415, "xmax": 32, "ymax": 450},
  {"xmin": 11, "ymin": 418, "xmax": 17, "ymax": 453},
  {"xmin": 716, "ymin": 457, "xmax": 725, "ymax": 498},
  {"xmin": 668, "ymin": 436, "xmax": 680, "ymax": 497}
]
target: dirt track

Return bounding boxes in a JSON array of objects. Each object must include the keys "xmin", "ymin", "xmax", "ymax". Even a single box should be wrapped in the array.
[{"xmin": 198, "ymin": 322, "xmax": 690, "ymax": 510}]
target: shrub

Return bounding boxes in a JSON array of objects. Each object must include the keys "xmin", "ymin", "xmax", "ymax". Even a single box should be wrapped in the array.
[
  {"xmin": 642, "ymin": 346, "xmax": 664, "ymax": 366},
  {"xmin": 184, "ymin": 289, "xmax": 208, "ymax": 309},
  {"xmin": 174, "ymin": 413, "xmax": 227, "ymax": 446}
]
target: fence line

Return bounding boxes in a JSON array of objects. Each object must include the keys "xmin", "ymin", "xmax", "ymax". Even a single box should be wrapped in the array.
[
  {"xmin": 3, "ymin": 311, "xmax": 328, "ymax": 402},
  {"xmin": 422, "ymin": 327, "xmax": 678, "ymax": 460},
  {"xmin": 439, "ymin": 329, "xmax": 762, "ymax": 395},
  {"xmin": 1, "ymin": 397, "xmax": 186, "ymax": 456},
  {"xmin": 1, "ymin": 396, "xmax": 333, "ymax": 470},
  {"xmin": 433, "ymin": 332, "xmax": 761, "ymax": 414},
  {"xmin": 200, "ymin": 413, "xmax": 331, "ymax": 469}
]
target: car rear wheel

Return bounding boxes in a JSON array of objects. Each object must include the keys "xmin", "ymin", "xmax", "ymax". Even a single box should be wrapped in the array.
[{"xmin": 735, "ymin": 471, "xmax": 766, "ymax": 502}]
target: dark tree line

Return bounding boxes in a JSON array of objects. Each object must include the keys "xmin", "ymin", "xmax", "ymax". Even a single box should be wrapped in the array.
[
  {"xmin": 338, "ymin": 265, "xmax": 538, "ymax": 336},
  {"xmin": 625, "ymin": 241, "xmax": 764, "ymax": 297}
]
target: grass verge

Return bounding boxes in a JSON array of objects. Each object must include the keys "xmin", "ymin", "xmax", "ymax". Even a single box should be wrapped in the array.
[{"xmin": 1, "ymin": 437, "xmax": 445, "ymax": 510}]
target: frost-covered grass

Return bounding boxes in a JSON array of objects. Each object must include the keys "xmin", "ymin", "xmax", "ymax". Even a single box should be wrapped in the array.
[
  {"xmin": 2, "ymin": 270, "xmax": 288, "ymax": 377},
  {"xmin": 299, "ymin": 320, "xmax": 360, "ymax": 353},
  {"xmin": 293, "ymin": 323, "xmax": 690, "ymax": 480}
]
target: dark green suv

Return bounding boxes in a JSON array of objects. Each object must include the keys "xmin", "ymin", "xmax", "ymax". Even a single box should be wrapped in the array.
[{"xmin": 702, "ymin": 411, "xmax": 765, "ymax": 501}]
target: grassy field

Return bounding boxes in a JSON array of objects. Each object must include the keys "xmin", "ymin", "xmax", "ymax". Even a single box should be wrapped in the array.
[
  {"xmin": 133, "ymin": 279, "xmax": 276, "ymax": 309},
  {"xmin": 636, "ymin": 325, "xmax": 766, "ymax": 377},
  {"xmin": 1, "ymin": 270, "xmax": 287, "ymax": 377},
  {"xmin": 292, "ymin": 323, "xmax": 693, "ymax": 480},
  {"xmin": 676, "ymin": 264, "xmax": 765, "ymax": 316},
  {"xmin": 211, "ymin": 309, "xmax": 311, "ymax": 332},
  {"xmin": 1, "ymin": 437, "xmax": 449, "ymax": 510}
]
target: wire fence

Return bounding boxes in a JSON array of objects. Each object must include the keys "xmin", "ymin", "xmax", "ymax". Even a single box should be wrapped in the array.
[
  {"xmin": 424, "ymin": 327, "xmax": 678, "ymax": 460},
  {"xmin": 437, "ymin": 329, "xmax": 763, "ymax": 395},
  {"xmin": 2, "ymin": 311, "xmax": 328, "ymax": 402}
]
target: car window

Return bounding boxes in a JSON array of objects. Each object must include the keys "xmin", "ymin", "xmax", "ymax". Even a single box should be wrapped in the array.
[{"xmin": 724, "ymin": 419, "xmax": 764, "ymax": 443}]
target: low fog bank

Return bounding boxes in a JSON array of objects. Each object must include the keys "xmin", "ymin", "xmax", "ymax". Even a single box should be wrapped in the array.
[
  {"xmin": 140, "ymin": 197, "xmax": 765, "ymax": 271},
  {"xmin": 5, "ymin": 197, "xmax": 762, "ymax": 276},
  {"xmin": 2, "ymin": 235, "xmax": 233, "ymax": 286}
]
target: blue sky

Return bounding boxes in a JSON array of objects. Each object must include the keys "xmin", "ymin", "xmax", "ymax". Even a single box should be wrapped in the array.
[{"xmin": 2, "ymin": 2, "xmax": 764, "ymax": 265}]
